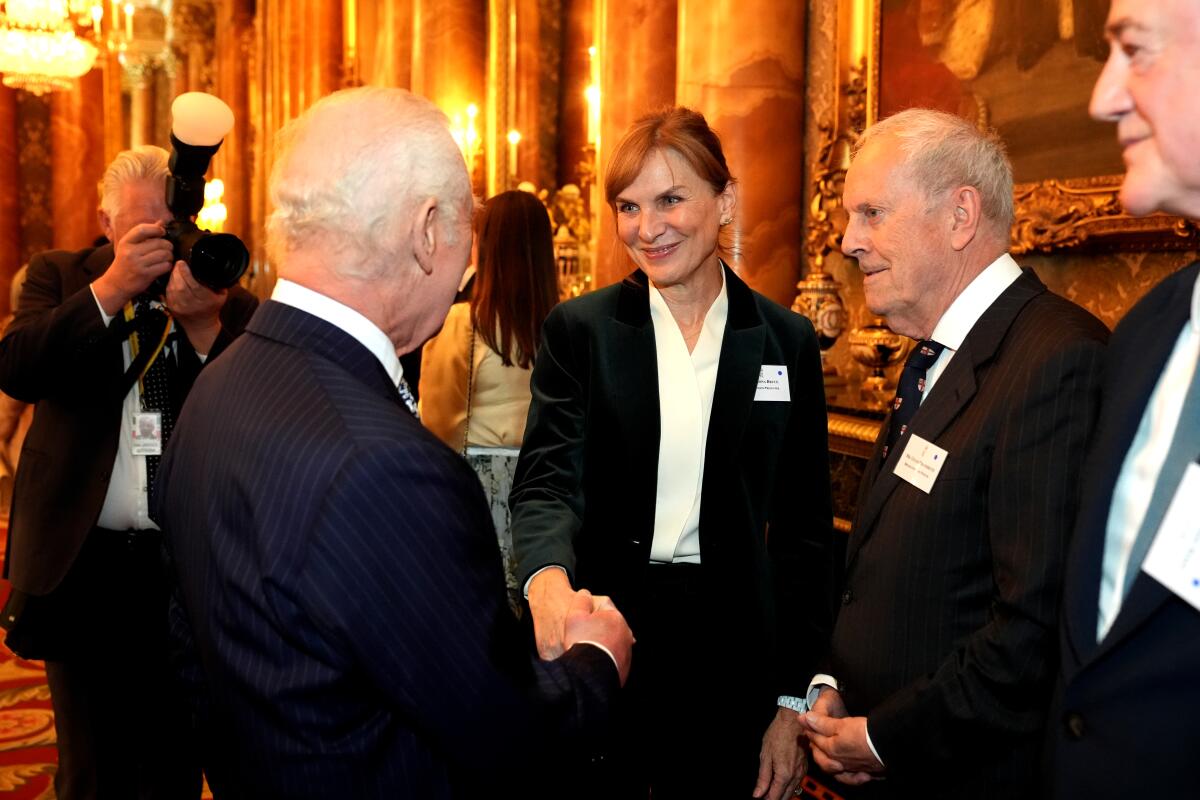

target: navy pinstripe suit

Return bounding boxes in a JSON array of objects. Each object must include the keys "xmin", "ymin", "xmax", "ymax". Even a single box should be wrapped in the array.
[
  {"xmin": 155, "ymin": 301, "xmax": 618, "ymax": 799},
  {"xmin": 827, "ymin": 269, "xmax": 1108, "ymax": 799}
]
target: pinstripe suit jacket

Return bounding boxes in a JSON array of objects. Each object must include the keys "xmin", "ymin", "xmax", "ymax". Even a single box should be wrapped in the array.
[
  {"xmin": 1050, "ymin": 261, "xmax": 1200, "ymax": 798},
  {"xmin": 155, "ymin": 301, "xmax": 619, "ymax": 799},
  {"xmin": 828, "ymin": 269, "xmax": 1107, "ymax": 799}
]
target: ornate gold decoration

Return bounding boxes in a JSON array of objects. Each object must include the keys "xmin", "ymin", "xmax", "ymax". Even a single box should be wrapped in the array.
[
  {"xmin": 847, "ymin": 320, "xmax": 908, "ymax": 410},
  {"xmin": 821, "ymin": 0, "xmax": 1199, "ymax": 255},
  {"xmin": 1011, "ymin": 176, "xmax": 1200, "ymax": 254},
  {"xmin": 828, "ymin": 413, "xmax": 881, "ymax": 445}
]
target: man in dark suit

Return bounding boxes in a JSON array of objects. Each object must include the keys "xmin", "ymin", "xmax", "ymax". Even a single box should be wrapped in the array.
[
  {"xmin": 154, "ymin": 86, "xmax": 633, "ymax": 799},
  {"xmin": 0, "ymin": 145, "xmax": 257, "ymax": 798},
  {"xmin": 1050, "ymin": 2, "xmax": 1200, "ymax": 795},
  {"xmin": 802, "ymin": 109, "xmax": 1108, "ymax": 799}
]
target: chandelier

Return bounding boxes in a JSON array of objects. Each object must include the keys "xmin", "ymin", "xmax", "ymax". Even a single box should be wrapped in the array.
[{"xmin": 0, "ymin": 1, "xmax": 102, "ymax": 95}]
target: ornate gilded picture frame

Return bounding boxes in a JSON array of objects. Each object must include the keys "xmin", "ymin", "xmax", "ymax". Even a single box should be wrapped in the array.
[{"xmin": 810, "ymin": 0, "xmax": 1200, "ymax": 260}]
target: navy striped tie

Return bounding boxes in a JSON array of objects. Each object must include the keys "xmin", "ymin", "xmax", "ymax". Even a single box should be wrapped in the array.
[{"xmin": 883, "ymin": 340, "xmax": 945, "ymax": 459}]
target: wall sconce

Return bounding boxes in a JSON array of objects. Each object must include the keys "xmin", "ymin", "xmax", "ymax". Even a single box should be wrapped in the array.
[
  {"xmin": 506, "ymin": 129, "xmax": 521, "ymax": 184},
  {"xmin": 451, "ymin": 103, "xmax": 482, "ymax": 178},
  {"xmin": 196, "ymin": 178, "xmax": 228, "ymax": 233}
]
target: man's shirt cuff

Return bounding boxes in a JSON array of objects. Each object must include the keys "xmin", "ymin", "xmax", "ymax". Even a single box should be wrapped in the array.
[
  {"xmin": 522, "ymin": 564, "xmax": 568, "ymax": 598},
  {"xmin": 91, "ymin": 285, "xmax": 115, "ymax": 326},
  {"xmin": 806, "ymin": 673, "xmax": 887, "ymax": 768},
  {"xmin": 864, "ymin": 723, "xmax": 885, "ymax": 768}
]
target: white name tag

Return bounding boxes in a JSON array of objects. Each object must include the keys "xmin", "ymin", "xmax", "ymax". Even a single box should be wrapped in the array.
[
  {"xmin": 755, "ymin": 365, "xmax": 790, "ymax": 402},
  {"xmin": 131, "ymin": 411, "xmax": 163, "ymax": 456},
  {"xmin": 1142, "ymin": 463, "xmax": 1200, "ymax": 612},
  {"xmin": 892, "ymin": 433, "xmax": 948, "ymax": 494}
]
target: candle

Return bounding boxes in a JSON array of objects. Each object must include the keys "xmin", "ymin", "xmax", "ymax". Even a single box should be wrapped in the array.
[
  {"xmin": 506, "ymin": 130, "xmax": 521, "ymax": 181},
  {"xmin": 584, "ymin": 85, "xmax": 599, "ymax": 145},
  {"xmin": 124, "ymin": 2, "xmax": 133, "ymax": 40}
]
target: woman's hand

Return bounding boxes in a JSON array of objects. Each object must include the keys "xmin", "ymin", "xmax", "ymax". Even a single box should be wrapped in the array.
[{"xmin": 527, "ymin": 567, "xmax": 578, "ymax": 659}]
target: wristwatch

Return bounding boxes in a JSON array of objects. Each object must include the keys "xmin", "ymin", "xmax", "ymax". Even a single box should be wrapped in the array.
[{"xmin": 776, "ymin": 694, "xmax": 808, "ymax": 714}]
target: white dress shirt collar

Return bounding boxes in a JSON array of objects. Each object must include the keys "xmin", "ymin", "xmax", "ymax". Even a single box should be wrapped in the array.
[
  {"xmin": 271, "ymin": 279, "xmax": 404, "ymax": 388},
  {"xmin": 918, "ymin": 253, "xmax": 1022, "ymax": 401},
  {"xmin": 929, "ymin": 253, "xmax": 1024, "ymax": 350}
]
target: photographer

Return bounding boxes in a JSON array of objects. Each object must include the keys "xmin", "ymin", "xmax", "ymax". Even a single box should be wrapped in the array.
[{"xmin": 0, "ymin": 145, "xmax": 256, "ymax": 799}]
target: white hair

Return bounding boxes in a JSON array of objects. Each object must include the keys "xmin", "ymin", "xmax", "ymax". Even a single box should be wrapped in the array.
[
  {"xmin": 854, "ymin": 108, "xmax": 1014, "ymax": 236},
  {"xmin": 97, "ymin": 145, "xmax": 169, "ymax": 218},
  {"xmin": 266, "ymin": 86, "xmax": 472, "ymax": 281}
]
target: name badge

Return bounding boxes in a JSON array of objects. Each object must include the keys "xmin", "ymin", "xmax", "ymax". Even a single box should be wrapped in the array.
[
  {"xmin": 131, "ymin": 411, "xmax": 163, "ymax": 456},
  {"xmin": 1142, "ymin": 462, "xmax": 1200, "ymax": 612},
  {"xmin": 893, "ymin": 433, "xmax": 948, "ymax": 494},
  {"xmin": 754, "ymin": 365, "xmax": 790, "ymax": 402}
]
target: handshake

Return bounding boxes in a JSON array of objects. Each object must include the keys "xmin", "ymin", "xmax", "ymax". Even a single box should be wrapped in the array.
[{"xmin": 527, "ymin": 568, "xmax": 634, "ymax": 686}]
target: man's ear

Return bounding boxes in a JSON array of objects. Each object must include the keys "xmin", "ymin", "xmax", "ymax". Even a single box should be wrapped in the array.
[
  {"xmin": 412, "ymin": 197, "xmax": 440, "ymax": 276},
  {"xmin": 948, "ymin": 185, "xmax": 982, "ymax": 251},
  {"xmin": 98, "ymin": 207, "xmax": 114, "ymax": 243}
]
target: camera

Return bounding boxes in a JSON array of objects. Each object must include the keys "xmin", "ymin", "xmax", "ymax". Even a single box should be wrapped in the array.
[{"xmin": 154, "ymin": 93, "xmax": 249, "ymax": 295}]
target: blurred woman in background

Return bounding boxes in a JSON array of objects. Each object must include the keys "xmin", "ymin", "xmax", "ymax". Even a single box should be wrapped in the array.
[{"xmin": 420, "ymin": 189, "xmax": 559, "ymax": 611}]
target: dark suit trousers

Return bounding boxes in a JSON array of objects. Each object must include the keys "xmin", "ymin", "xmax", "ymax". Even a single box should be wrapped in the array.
[
  {"xmin": 586, "ymin": 563, "xmax": 770, "ymax": 800},
  {"xmin": 42, "ymin": 528, "xmax": 200, "ymax": 800}
]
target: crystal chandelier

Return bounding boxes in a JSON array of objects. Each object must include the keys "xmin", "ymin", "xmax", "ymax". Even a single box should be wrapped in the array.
[{"xmin": 0, "ymin": 1, "xmax": 101, "ymax": 95}]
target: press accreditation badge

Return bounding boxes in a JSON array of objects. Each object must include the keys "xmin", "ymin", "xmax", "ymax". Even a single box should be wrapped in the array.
[
  {"xmin": 893, "ymin": 433, "xmax": 948, "ymax": 494},
  {"xmin": 131, "ymin": 412, "xmax": 163, "ymax": 456},
  {"xmin": 755, "ymin": 365, "xmax": 791, "ymax": 402},
  {"xmin": 1142, "ymin": 463, "xmax": 1200, "ymax": 612}
]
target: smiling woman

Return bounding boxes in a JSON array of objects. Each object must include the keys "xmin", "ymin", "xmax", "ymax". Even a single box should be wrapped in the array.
[{"xmin": 509, "ymin": 106, "xmax": 836, "ymax": 800}]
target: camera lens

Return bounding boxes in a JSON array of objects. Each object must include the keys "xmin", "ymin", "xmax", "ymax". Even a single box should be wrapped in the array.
[{"xmin": 189, "ymin": 233, "xmax": 250, "ymax": 290}]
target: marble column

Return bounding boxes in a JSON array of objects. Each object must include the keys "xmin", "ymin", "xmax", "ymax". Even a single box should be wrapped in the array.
[
  {"xmin": 50, "ymin": 69, "xmax": 108, "ymax": 251},
  {"xmin": 412, "ymin": 0, "xmax": 486, "ymax": 115},
  {"xmin": 0, "ymin": 88, "xmax": 21, "ymax": 314},
  {"xmin": 128, "ymin": 79, "xmax": 151, "ymax": 147},
  {"xmin": 593, "ymin": 0, "xmax": 677, "ymax": 290},
  {"xmin": 676, "ymin": 0, "xmax": 806, "ymax": 306}
]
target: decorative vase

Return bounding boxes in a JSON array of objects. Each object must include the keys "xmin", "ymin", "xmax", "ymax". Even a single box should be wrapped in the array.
[
  {"xmin": 847, "ymin": 319, "xmax": 908, "ymax": 409},
  {"xmin": 792, "ymin": 270, "xmax": 848, "ymax": 386}
]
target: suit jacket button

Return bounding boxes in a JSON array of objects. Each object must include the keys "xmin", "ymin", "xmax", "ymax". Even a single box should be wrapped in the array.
[
  {"xmin": 841, "ymin": 589, "xmax": 853, "ymax": 606},
  {"xmin": 1065, "ymin": 712, "xmax": 1085, "ymax": 740}
]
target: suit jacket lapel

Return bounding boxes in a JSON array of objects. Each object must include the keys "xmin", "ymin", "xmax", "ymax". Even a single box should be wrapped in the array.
[
  {"xmin": 247, "ymin": 300, "xmax": 403, "ymax": 407},
  {"xmin": 608, "ymin": 272, "xmax": 663, "ymax": 551},
  {"xmin": 1064, "ymin": 264, "xmax": 1198, "ymax": 667},
  {"xmin": 703, "ymin": 265, "xmax": 765, "ymax": 507},
  {"xmin": 847, "ymin": 269, "xmax": 1043, "ymax": 565}
]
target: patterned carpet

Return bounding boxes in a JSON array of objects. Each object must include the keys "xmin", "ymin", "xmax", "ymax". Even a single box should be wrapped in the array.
[{"xmin": 0, "ymin": 635, "xmax": 55, "ymax": 800}]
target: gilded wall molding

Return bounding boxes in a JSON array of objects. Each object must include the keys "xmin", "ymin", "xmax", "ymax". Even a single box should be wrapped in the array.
[
  {"xmin": 808, "ymin": 0, "xmax": 1199, "ymax": 260},
  {"xmin": 1011, "ymin": 176, "xmax": 1200, "ymax": 254}
]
